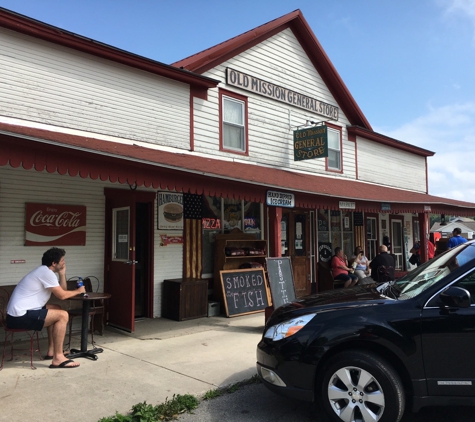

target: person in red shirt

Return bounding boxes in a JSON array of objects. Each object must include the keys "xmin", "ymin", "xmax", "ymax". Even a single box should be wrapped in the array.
[
  {"xmin": 428, "ymin": 240, "xmax": 435, "ymax": 259},
  {"xmin": 331, "ymin": 247, "xmax": 358, "ymax": 288}
]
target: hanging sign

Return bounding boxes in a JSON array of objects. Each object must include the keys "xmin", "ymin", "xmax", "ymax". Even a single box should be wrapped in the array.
[
  {"xmin": 25, "ymin": 203, "xmax": 86, "ymax": 246},
  {"xmin": 293, "ymin": 126, "xmax": 328, "ymax": 161}
]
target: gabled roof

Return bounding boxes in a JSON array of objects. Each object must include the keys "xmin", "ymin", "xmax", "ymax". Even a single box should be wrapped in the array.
[
  {"xmin": 431, "ymin": 221, "xmax": 475, "ymax": 232},
  {"xmin": 172, "ymin": 9, "xmax": 372, "ymax": 129}
]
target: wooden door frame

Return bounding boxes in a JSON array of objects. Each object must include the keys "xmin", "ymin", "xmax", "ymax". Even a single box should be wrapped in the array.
[
  {"xmin": 104, "ymin": 188, "xmax": 155, "ymax": 322},
  {"xmin": 389, "ymin": 215, "xmax": 405, "ymax": 271}
]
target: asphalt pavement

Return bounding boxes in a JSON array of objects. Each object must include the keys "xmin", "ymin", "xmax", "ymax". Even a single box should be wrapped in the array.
[{"xmin": 176, "ymin": 382, "xmax": 475, "ymax": 422}]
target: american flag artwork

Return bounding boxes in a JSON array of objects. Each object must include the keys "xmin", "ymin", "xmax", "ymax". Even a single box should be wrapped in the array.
[
  {"xmin": 183, "ymin": 193, "xmax": 203, "ymax": 219},
  {"xmin": 183, "ymin": 193, "xmax": 203, "ymax": 278}
]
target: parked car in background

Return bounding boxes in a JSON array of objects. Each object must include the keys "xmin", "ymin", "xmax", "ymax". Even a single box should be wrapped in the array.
[{"xmin": 257, "ymin": 241, "xmax": 475, "ymax": 422}]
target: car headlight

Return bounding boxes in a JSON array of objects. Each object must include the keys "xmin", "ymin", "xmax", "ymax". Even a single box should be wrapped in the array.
[{"xmin": 264, "ymin": 313, "xmax": 317, "ymax": 341}]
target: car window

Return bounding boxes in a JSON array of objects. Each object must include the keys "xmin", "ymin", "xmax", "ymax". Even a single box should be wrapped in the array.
[
  {"xmin": 453, "ymin": 270, "xmax": 475, "ymax": 304},
  {"xmin": 394, "ymin": 242, "xmax": 475, "ymax": 300}
]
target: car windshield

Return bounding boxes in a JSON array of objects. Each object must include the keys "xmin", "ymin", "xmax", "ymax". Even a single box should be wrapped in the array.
[{"xmin": 389, "ymin": 242, "xmax": 475, "ymax": 299}]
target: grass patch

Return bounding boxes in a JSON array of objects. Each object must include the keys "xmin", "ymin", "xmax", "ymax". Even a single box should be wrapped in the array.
[
  {"xmin": 98, "ymin": 376, "xmax": 262, "ymax": 421},
  {"xmin": 98, "ymin": 394, "xmax": 199, "ymax": 422}
]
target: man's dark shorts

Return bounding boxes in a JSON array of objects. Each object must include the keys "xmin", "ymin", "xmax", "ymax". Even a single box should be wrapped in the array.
[{"xmin": 6, "ymin": 307, "xmax": 47, "ymax": 331}]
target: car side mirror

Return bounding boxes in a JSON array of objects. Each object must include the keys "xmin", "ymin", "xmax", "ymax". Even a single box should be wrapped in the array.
[{"xmin": 439, "ymin": 286, "xmax": 471, "ymax": 308}]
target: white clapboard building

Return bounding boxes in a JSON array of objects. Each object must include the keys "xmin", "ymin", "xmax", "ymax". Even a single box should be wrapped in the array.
[{"xmin": 1, "ymin": 8, "xmax": 474, "ymax": 330}]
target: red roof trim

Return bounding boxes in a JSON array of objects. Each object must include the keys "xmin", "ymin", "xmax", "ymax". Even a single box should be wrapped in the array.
[
  {"xmin": 1, "ymin": 122, "xmax": 474, "ymax": 214},
  {"xmin": 0, "ymin": 7, "xmax": 218, "ymax": 93},
  {"xmin": 172, "ymin": 10, "xmax": 372, "ymax": 130}
]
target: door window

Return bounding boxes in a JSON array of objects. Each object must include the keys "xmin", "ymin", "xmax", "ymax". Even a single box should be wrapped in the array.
[
  {"xmin": 366, "ymin": 217, "xmax": 378, "ymax": 260},
  {"xmin": 391, "ymin": 220, "xmax": 403, "ymax": 270},
  {"xmin": 112, "ymin": 207, "xmax": 130, "ymax": 261}
]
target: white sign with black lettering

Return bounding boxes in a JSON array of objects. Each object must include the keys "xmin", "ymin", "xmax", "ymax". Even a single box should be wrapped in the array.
[{"xmin": 266, "ymin": 191, "xmax": 295, "ymax": 208}]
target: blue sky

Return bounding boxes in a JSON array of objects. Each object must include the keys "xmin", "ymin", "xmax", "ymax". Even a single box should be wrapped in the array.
[{"xmin": 1, "ymin": 0, "xmax": 474, "ymax": 202}]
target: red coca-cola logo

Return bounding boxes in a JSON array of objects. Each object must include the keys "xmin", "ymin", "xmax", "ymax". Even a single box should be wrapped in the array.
[
  {"xmin": 30, "ymin": 210, "xmax": 82, "ymax": 228},
  {"xmin": 25, "ymin": 203, "xmax": 87, "ymax": 246}
]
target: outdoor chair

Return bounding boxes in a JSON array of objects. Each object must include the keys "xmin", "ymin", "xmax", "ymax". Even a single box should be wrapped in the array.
[
  {"xmin": 66, "ymin": 276, "xmax": 104, "ymax": 349},
  {"xmin": 0, "ymin": 287, "xmax": 43, "ymax": 370}
]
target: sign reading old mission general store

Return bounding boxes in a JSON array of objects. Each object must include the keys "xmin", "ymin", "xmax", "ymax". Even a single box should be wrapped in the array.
[
  {"xmin": 25, "ymin": 203, "xmax": 87, "ymax": 246},
  {"xmin": 293, "ymin": 126, "xmax": 328, "ymax": 161},
  {"xmin": 226, "ymin": 68, "xmax": 339, "ymax": 120}
]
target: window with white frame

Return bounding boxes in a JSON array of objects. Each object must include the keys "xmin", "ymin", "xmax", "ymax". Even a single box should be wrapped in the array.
[
  {"xmin": 222, "ymin": 95, "xmax": 246, "ymax": 152},
  {"xmin": 327, "ymin": 128, "xmax": 341, "ymax": 170}
]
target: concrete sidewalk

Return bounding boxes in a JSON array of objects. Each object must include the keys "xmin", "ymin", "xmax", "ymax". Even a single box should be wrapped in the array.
[{"xmin": 0, "ymin": 313, "xmax": 266, "ymax": 422}]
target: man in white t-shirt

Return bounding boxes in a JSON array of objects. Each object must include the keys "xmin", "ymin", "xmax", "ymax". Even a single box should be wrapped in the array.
[{"xmin": 6, "ymin": 247, "xmax": 85, "ymax": 369}]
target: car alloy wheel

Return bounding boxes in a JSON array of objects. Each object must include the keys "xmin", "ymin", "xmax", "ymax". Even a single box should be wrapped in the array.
[{"xmin": 320, "ymin": 350, "xmax": 405, "ymax": 422}]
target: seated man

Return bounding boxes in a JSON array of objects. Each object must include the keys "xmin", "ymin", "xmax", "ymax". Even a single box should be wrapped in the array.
[
  {"xmin": 369, "ymin": 245, "xmax": 395, "ymax": 283},
  {"xmin": 331, "ymin": 247, "xmax": 358, "ymax": 288},
  {"xmin": 6, "ymin": 247, "xmax": 85, "ymax": 368}
]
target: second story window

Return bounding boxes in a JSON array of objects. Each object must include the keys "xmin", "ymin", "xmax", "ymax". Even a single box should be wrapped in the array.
[
  {"xmin": 326, "ymin": 127, "xmax": 342, "ymax": 171},
  {"xmin": 220, "ymin": 90, "xmax": 248, "ymax": 154}
]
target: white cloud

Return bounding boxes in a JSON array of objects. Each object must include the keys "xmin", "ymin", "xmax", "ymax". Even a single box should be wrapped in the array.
[
  {"xmin": 377, "ymin": 103, "xmax": 475, "ymax": 201},
  {"xmin": 438, "ymin": 0, "xmax": 475, "ymax": 43}
]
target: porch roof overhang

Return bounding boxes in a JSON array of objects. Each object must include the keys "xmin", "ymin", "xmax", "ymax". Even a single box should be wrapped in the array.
[{"xmin": 1, "ymin": 122, "xmax": 475, "ymax": 216}]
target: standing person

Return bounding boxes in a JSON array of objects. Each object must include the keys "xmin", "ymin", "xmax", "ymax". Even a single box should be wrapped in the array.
[
  {"xmin": 369, "ymin": 245, "xmax": 395, "ymax": 282},
  {"xmin": 428, "ymin": 238, "xmax": 435, "ymax": 259},
  {"xmin": 331, "ymin": 247, "xmax": 358, "ymax": 288},
  {"xmin": 447, "ymin": 228, "xmax": 467, "ymax": 249},
  {"xmin": 409, "ymin": 242, "xmax": 421, "ymax": 267},
  {"xmin": 6, "ymin": 247, "xmax": 85, "ymax": 369},
  {"xmin": 350, "ymin": 246, "xmax": 370, "ymax": 281}
]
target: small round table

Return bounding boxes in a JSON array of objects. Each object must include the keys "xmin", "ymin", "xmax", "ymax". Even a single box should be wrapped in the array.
[{"xmin": 67, "ymin": 292, "xmax": 111, "ymax": 360}]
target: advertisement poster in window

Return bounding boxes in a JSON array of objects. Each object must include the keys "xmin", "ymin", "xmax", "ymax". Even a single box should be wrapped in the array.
[{"xmin": 158, "ymin": 192, "xmax": 183, "ymax": 230}]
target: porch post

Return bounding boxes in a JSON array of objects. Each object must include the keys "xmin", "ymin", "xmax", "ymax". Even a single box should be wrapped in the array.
[{"xmin": 268, "ymin": 206, "xmax": 282, "ymax": 257}]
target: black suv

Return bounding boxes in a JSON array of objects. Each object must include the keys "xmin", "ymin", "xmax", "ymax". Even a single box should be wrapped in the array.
[{"xmin": 257, "ymin": 241, "xmax": 475, "ymax": 422}]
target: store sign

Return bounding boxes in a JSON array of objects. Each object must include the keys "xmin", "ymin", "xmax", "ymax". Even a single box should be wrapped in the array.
[
  {"xmin": 339, "ymin": 201, "xmax": 355, "ymax": 210},
  {"xmin": 318, "ymin": 243, "xmax": 333, "ymax": 262},
  {"xmin": 293, "ymin": 126, "xmax": 328, "ymax": 161},
  {"xmin": 158, "ymin": 192, "xmax": 183, "ymax": 230},
  {"xmin": 226, "ymin": 68, "xmax": 339, "ymax": 120},
  {"xmin": 381, "ymin": 202, "xmax": 391, "ymax": 211},
  {"xmin": 266, "ymin": 191, "xmax": 295, "ymax": 208},
  {"xmin": 25, "ymin": 203, "xmax": 86, "ymax": 246}
]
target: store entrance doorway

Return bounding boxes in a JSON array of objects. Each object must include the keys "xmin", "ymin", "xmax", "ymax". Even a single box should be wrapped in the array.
[
  {"xmin": 281, "ymin": 210, "xmax": 311, "ymax": 298},
  {"xmin": 104, "ymin": 188, "xmax": 155, "ymax": 332}
]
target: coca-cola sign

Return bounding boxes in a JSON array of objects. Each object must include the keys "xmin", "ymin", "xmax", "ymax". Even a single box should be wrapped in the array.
[{"xmin": 25, "ymin": 203, "xmax": 87, "ymax": 246}]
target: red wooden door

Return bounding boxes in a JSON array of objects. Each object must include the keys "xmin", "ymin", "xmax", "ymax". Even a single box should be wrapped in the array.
[
  {"xmin": 106, "ymin": 193, "xmax": 136, "ymax": 332},
  {"xmin": 282, "ymin": 210, "xmax": 311, "ymax": 298}
]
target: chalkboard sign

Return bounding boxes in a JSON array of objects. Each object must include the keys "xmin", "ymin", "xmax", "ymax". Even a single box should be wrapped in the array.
[
  {"xmin": 266, "ymin": 257, "xmax": 296, "ymax": 309},
  {"xmin": 219, "ymin": 268, "xmax": 270, "ymax": 317}
]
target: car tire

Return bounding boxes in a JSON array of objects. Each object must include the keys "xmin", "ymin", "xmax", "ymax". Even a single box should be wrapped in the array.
[{"xmin": 318, "ymin": 350, "xmax": 405, "ymax": 422}]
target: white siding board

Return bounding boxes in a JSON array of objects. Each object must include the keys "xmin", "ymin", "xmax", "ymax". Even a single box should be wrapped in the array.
[
  {"xmin": 357, "ymin": 137, "xmax": 426, "ymax": 192},
  {"xmin": 0, "ymin": 28, "xmax": 190, "ymax": 148}
]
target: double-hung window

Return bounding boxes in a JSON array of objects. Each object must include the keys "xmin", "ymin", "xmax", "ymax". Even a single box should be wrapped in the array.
[
  {"xmin": 326, "ymin": 126, "xmax": 342, "ymax": 172},
  {"xmin": 220, "ymin": 90, "xmax": 248, "ymax": 154}
]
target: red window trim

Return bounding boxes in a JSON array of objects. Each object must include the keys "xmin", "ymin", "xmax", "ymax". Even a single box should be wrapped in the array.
[
  {"xmin": 219, "ymin": 88, "xmax": 249, "ymax": 156},
  {"xmin": 325, "ymin": 122, "xmax": 343, "ymax": 174}
]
